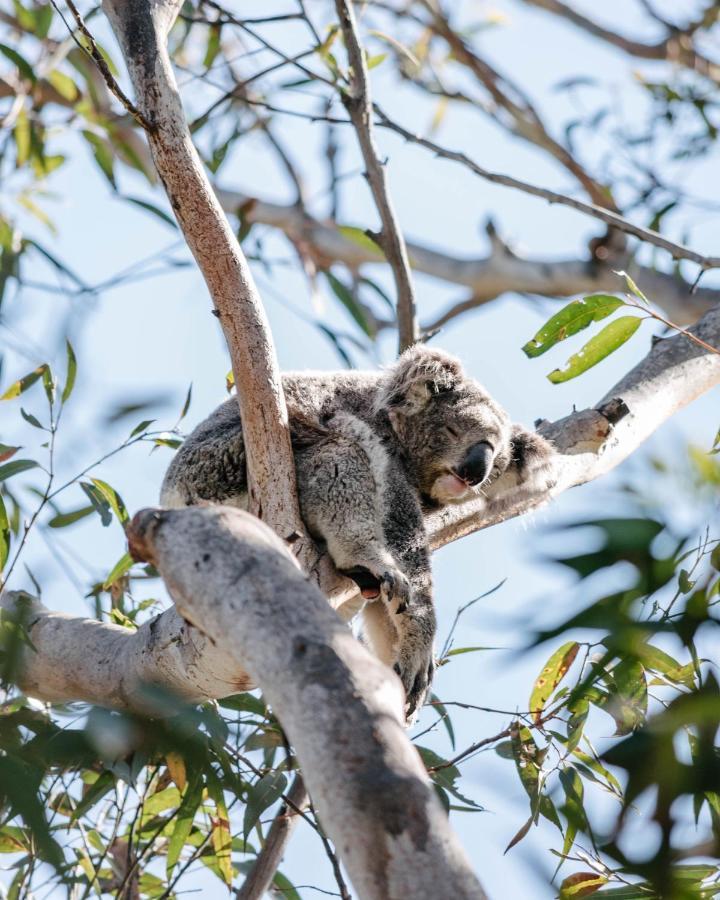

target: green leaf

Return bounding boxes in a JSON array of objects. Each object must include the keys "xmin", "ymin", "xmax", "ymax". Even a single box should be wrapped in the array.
[
  {"xmin": 638, "ymin": 645, "xmax": 695, "ymax": 688},
  {"xmin": 70, "ymin": 771, "xmax": 115, "ymax": 822},
  {"xmin": 243, "ymin": 772, "xmax": 287, "ymax": 840},
  {"xmin": 366, "ymin": 52, "xmax": 387, "ymax": 69},
  {"xmin": 47, "ymin": 505, "xmax": 94, "ymax": 528},
  {"xmin": 428, "ymin": 693, "xmax": 455, "ymax": 749},
  {"xmin": 34, "ymin": 5, "xmax": 53, "ymax": 39},
  {"xmin": 0, "ymin": 44, "xmax": 35, "ymax": 83},
  {"xmin": 559, "ymin": 767, "xmax": 585, "ymax": 858},
  {"xmin": 548, "ymin": 316, "xmax": 643, "ymax": 384},
  {"xmin": 14, "ymin": 107, "xmax": 31, "ymax": 167},
  {"xmin": 90, "ymin": 478, "xmax": 128, "ymax": 525},
  {"xmin": 0, "ymin": 459, "xmax": 39, "ymax": 482},
  {"xmin": 0, "ymin": 825, "xmax": 28, "ymax": 853},
  {"xmin": 324, "ymin": 271, "xmax": 373, "ymax": 338},
  {"xmin": 337, "ymin": 225, "xmax": 384, "ymax": 257},
  {"xmin": 272, "ymin": 872, "xmax": 301, "ymax": 900},
  {"xmin": 529, "ymin": 641, "xmax": 579, "ymax": 722},
  {"xmin": 510, "ymin": 723, "xmax": 561, "ymax": 830},
  {"xmin": 123, "ymin": 195, "xmax": 178, "ymax": 229},
  {"xmin": 218, "ymin": 693, "xmax": 267, "ymax": 716},
  {"xmin": 446, "ymin": 645, "xmax": 497, "ymax": 657},
  {"xmin": 20, "ymin": 407, "xmax": 43, "ymax": 429},
  {"xmin": 125, "ymin": 419, "xmax": 153, "ymax": 440},
  {"xmin": 178, "ymin": 384, "xmax": 192, "ymax": 421},
  {"xmin": 166, "ymin": 775, "xmax": 203, "ymax": 877},
  {"xmin": 47, "ymin": 69, "xmax": 79, "ymax": 102},
  {"xmin": 80, "ymin": 482, "xmax": 112, "ymax": 526},
  {"xmin": 81, "ymin": 130, "xmax": 116, "ymax": 187},
  {"xmin": 522, "ymin": 295, "xmax": 625, "ymax": 358},
  {"xmin": 616, "ymin": 270, "xmax": 649, "ymax": 304},
  {"xmin": 61, "ymin": 341, "xmax": 77, "ymax": 403},
  {"xmin": 203, "ymin": 23, "xmax": 222, "ymax": 69},
  {"xmin": 103, "ymin": 552, "xmax": 133, "ymax": 590},
  {"xmin": 0, "ymin": 494, "xmax": 10, "ymax": 571},
  {"xmin": 1, "ymin": 364, "xmax": 49, "ymax": 400}
]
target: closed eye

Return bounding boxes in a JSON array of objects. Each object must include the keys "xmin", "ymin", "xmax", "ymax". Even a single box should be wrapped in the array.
[{"xmin": 444, "ymin": 425, "xmax": 459, "ymax": 438}]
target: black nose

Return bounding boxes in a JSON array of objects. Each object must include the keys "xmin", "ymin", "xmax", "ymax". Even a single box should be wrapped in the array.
[{"xmin": 456, "ymin": 441, "xmax": 494, "ymax": 486}]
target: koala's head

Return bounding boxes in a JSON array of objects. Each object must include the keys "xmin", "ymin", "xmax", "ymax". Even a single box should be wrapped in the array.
[{"xmin": 377, "ymin": 345, "xmax": 513, "ymax": 505}]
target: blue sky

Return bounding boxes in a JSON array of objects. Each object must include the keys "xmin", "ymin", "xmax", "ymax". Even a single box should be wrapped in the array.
[{"xmin": 1, "ymin": 0, "xmax": 719, "ymax": 896}]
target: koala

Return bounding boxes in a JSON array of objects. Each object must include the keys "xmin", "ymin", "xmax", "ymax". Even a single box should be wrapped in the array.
[{"xmin": 160, "ymin": 345, "xmax": 554, "ymax": 722}]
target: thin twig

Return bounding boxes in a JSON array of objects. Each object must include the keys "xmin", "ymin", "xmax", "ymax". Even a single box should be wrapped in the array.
[
  {"xmin": 334, "ymin": 0, "xmax": 419, "ymax": 352},
  {"xmin": 236, "ymin": 774, "xmax": 309, "ymax": 900},
  {"xmin": 52, "ymin": 0, "xmax": 153, "ymax": 131},
  {"xmin": 376, "ymin": 108, "xmax": 720, "ymax": 271}
]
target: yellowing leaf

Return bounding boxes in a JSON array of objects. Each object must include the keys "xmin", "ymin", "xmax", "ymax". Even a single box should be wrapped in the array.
[
  {"xmin": 529, "ymin": 641, "xmax": 579, "ymax": 723},
  {"xmin": 559, "ymin": 871, "xmax": 608, "ymax": 898},
  {"xmin": 166, "ymin": 752, "xmax": 187, "ymax": 791}
]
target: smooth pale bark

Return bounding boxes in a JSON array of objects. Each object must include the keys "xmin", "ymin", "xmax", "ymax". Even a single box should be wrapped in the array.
[
  {"xmin": 123, "ymin": 506, "xmax": 485, "ymax": 900},
  {"xmin": 101, "ymin": 0, "xmax": 304, "ymax": 548}
]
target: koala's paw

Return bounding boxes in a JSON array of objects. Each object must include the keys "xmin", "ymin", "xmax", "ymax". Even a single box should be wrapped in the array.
[
  {"xmin": 510, "ymin": 426, "xmax": 557, "ymax": 491},
  {"xmin": 342, "ymin": 565, "xmax": 411, "ymax": 614},
  {"xmin": 393, "ymin": 644, "xmax": 435, "ymax": 724}
]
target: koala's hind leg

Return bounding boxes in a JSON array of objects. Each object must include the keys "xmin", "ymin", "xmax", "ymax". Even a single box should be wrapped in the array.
[{"xmin": 295, "ymin": 434, "xmax": 410, "ymax": 608}]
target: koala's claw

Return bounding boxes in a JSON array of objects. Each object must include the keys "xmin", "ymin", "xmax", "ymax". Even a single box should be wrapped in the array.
[
  {"xmin": 343, "ymin": 565, "xmax": 411, "ymax": 613},
  {"xmin": 394, "ymin": 652, "xmax": 436, "ymax": 724}
]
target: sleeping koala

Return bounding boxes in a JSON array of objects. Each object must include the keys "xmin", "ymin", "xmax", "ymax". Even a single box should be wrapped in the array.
[{"xmin": 160, "ymin": 345, "xmax": 553, "ymax": 721}]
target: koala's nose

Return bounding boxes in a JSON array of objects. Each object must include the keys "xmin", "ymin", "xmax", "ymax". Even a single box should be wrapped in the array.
[{"xmin": 456, "ymin": 441, "xmax": 494, "ymax": 486}]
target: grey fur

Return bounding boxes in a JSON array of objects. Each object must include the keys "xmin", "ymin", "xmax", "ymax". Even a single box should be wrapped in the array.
[{"xmin": 160, "ymin": 345, "xmax": 554, "ymax": 720}]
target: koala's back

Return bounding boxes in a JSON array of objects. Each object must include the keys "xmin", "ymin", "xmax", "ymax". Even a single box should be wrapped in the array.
[{"xmin": 160, "ymin": 370, "xmax": 385, "ymax": 507}]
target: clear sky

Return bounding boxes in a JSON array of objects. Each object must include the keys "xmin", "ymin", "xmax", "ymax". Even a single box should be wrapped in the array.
[{"xmin": 1, "ymin": 1, "xmax": 719, "ymax": 897}]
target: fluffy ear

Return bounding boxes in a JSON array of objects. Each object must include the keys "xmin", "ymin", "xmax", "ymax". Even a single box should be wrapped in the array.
[{"xmin": 376, "ymin": 344, "xmax": 464, "ymax": 416}]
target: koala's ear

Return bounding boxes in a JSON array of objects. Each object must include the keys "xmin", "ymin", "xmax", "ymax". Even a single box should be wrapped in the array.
[{"xmin": 377, "ymin": 345, "xmax": 464, "ymax": 416}]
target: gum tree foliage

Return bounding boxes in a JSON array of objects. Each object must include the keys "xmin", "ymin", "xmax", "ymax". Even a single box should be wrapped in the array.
[{"xmin": 0, "ymin": 1, "xmax": 719, "ymax": 898}]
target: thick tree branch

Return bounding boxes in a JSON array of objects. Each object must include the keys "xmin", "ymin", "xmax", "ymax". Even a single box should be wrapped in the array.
[
  {"xmin": 101, "ymin": 0, "xmax": 305, "ymax": 546},
  {"xmin": 135, "ymin": 507, "xmax": 487, "ymax": 899},
  {"xmin": 334, "ymin": 0, "xmax": 419, "ymax": 351},
  {"xmin": 377, "ymin": 110, "xmax": 720, "ymax": 271},
  {"xmin": 215, "ymin": 186, "xmax": 719, "ymax": 327}
]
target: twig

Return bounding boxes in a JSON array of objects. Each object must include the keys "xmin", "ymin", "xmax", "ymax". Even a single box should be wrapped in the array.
[
  {"xmin": 334, "ymin": 0, "xmax": 419, "ymax": 352},
  {"xmin": 52, "ymin": 0, "xmax": 153, "ymax": 131},
  {"xmin": 236, "ymin": 774, "xmax": 309, "ymax": 900},
  {"xmin": 376, "ymin": 108, "xmax": 720, "ymax": 271}
]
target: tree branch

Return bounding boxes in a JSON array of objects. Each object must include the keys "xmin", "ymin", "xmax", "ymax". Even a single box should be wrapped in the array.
[
  {"xmin": 128, "ymin": 506, "xmax": 486, "ymax": 900},
  {"xmin": 416, "ymin": 0, "xmax": 617, "ymax": 209},
  {"xmin": 101, "ymin": 0, "xmax": 306, "ymax": 547},
  {"xmin": 235, "ymin": 774, "xmax": 309, "ymax": 900},
  {"xmin": 521, "ymin": 0, "xmax": 720, "ymax": 85},
  {"xmin": 334, "ymin": 0, "xmax": 419, "ymax": 351},
  {"xmin": 215, "ymin": 186, "xmax": 719, "ymax": 327},
  {"xmin": 426, "ymin": 303, "xmax": 720, "ymax": 550},
  {"xmin": 376, "ymin": 109, "xmax": 720, "ymax": 271},
  {"xmin": 7, "ymin": 306, "xmax": 719, "ymax": 688}
]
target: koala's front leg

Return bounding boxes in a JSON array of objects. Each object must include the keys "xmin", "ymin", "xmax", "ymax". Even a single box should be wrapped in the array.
[{"xmin": 295, "ymin": 437, "xmax": 410, "ymax": 612}]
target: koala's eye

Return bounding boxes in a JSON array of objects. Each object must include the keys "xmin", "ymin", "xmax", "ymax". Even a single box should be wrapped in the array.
[{"xmin": 444, "ymin": 425, "xmax": 459, "ymax": 438}]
